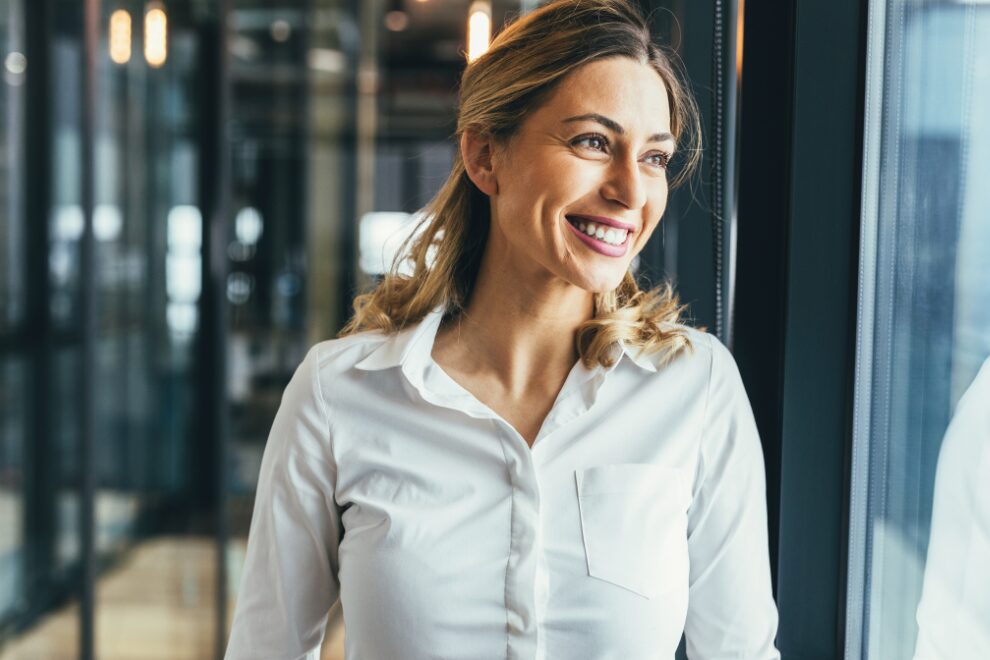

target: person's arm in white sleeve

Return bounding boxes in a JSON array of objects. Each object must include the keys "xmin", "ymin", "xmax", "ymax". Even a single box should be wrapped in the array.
[
  {"xmin": 683, "ymin": 335, "xmax": 780, "ymax": 659},
  {"xmin": 225, "ymin": 345, "xmax": 342, "ymax": 660}
]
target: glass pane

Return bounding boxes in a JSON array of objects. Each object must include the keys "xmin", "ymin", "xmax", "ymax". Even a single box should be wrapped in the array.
[
  {"xmin": 1, "ymin": 3, "xmax": 86, "ymax": 654},
  {"xmin": 0, "ymin": 0, "xmax": 26, "ymax": 331},
  {"xmin": 4, "ymin": 1, "xmax": 221, "ymax": 656},
  {"xmin": 91, "ymin": 3, "xmax": 217, "ymax": 657},
  {"xmin": 848, "ymin": 2, "xmax": 990, "ymax": 658},
  {"xmin": 0, "ymin": 0, "xmax": 26, "ymax": 631},
  {"xmin": 49, "ymin": 26, "xmax": 82, "ymax": 332},
  {"xmin": 52, "ymin": 346, "xmax": 81, "ymax": 572}
]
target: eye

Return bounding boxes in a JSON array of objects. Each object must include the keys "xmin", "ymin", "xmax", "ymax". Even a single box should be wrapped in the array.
[
  {"xmin": 645, "ymin": 151, "xmax": 672, "ymax": 170},
  {"xmin": 572, "ymin": 133, "xmax": 609, "ymax": 152}
]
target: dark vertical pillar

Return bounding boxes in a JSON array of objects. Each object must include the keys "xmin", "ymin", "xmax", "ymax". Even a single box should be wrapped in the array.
[
  {"xmin": 337, "ymin": 0, "xmax": 361, "ymax": 329},
  {"xmin": 23, "ymin": 0, "xmax": 56, "ymax": 626},
  {"xmin": 733, "ymin": 0, "xmax": 796, "ymax": 594},
  {"xmin": 773, "ymin": 0, "xmax": 866, "ymax": 653},
  {"xmin": 78, "ymin": 0, "xmax": 100, "ymax": 658},
  {"xmin": 196, "ymin": 2, "xmax": 232, "ymax": 656},
  {"xmin": 733, "ymin": 0, "xmax": 868, "ymax": 656}
]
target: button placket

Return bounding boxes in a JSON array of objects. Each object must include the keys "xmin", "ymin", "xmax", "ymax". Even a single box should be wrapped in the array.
[
  {"xmin": 497, "ymin": 420, "xmax": 544, "ymax": 660},
  {"xmin": 534, "ymin": 524, "xmax": 551, "ymax": 660}
]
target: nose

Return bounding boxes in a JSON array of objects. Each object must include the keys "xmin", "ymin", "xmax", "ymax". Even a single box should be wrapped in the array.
[{"xmin": 600, "ymin": 153, "xmax": 648, "ymax": 210}]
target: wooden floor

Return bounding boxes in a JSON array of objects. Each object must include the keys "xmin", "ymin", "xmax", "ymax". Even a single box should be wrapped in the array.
[{"xmin": 0, "ymin": 537, "xmax": 344, "ymax": 660}]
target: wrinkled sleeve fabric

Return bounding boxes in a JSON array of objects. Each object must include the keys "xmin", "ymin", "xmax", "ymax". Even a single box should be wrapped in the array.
[
  {"xmin": 683, "ymin": 335, "xmax": 780, "ymax": 659},
  {"xmin": 225, "ymin": 346, "xmax": 342, "ymax": 660}
]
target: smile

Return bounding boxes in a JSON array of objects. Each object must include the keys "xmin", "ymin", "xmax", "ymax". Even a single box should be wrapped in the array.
[{"xmin": 565, "ymin": 216, "xmax": 631, "ymax": 257}]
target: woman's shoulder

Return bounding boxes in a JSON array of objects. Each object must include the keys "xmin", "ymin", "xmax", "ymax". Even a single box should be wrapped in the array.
[
  {"xmin": 302, "ymin": 328, "xmax": 392, "ymax": 375},
  {"xmin": 628, "ymin": 324, "xmax": 751, "ymax": 420},
  {"xmin": 629, "ymin": 322, "xmax": 727, "ymax": 376},
  {"xmin": 676, "ymin": 324, "xmax": 740, "ymax": 377}
]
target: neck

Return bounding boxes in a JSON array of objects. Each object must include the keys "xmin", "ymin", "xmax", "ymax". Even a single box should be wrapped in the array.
[{"xmin": 434, "ymin": 233, "xmax": 595, "ymax": 398}]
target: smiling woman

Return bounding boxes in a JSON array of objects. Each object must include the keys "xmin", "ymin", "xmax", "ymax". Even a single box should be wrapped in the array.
[
  {"xmin": 224, "ymin": 1, "xmax": 780, "ymax": 659},
  {"xmin": 456, "ymin": 56, "xmax": 676, "ymax": 304},
  {"xmin": 340, "ymin": 0, "xmax": 702, "ymax": 371}
]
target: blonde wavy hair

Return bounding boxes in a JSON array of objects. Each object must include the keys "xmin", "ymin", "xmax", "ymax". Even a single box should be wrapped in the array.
[{"xmin": 340, "ymin": 0, "xmax": 703, "ymax": 368}]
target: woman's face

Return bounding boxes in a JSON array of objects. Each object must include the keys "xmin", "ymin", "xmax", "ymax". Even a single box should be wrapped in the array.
[{"xmin": 477, "ymin": 56, "xmax": 676, "ymax": 294}]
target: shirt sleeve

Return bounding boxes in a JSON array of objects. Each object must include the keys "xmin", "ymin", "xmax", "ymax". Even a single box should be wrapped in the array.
[
  {"xmin": 225, "ymin": 345, "xmax": 343, "ymax": 660},
  {"xmin": 914, "ymin": 357, "xmax": 990, "ymax": 659},
  {"xmin": 683, "ymin": 334, "xmax": 780, "ymax": 659}
]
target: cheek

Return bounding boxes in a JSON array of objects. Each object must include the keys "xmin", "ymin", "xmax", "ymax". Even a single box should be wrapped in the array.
[
  {"xmin": 653, "ymin": 182, "xmax": 670, "ymax": 212},
  {"xmin": 506, "ymin": 170, "xmax": 581, "ymax": 228},
  {"xmin": 642, "ymin": 189, "xmax": 669, "ymax": 235}
]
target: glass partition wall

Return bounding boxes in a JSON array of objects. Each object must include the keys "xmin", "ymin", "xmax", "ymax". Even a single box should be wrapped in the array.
[
  {"xmin": 2, "ymin": 1, "xmax": 224, "ymax": 657},
  {"xmin": 847, "ymin": 1, "xmax": 990, "ymax": 658}
]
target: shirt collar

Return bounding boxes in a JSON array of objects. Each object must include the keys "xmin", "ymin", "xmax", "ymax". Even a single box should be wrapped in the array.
[
  {"xmin": 620, "ymin": 342, "xmax": 660, "ymax": 373},
  {"xmin": 354, "ymin": 306, "xmax": 446, "ymax": 373},
  {"xmin": 355, "ymin": 306, "xmax": 486, "ymax": 417},
  {"xmin": 353, "ymin": 305, "xmax": 659, "ymax": 374}
]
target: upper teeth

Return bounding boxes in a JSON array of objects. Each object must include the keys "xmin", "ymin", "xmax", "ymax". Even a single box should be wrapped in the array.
[{"xmin": 575, "ymin": 220, "xmax": 628, "ymax": 246}]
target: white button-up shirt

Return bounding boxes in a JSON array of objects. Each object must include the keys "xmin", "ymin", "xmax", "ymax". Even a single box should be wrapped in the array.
[{"xmin": 225, "ymin": 307, "xmax": 780, "ymax": 660}]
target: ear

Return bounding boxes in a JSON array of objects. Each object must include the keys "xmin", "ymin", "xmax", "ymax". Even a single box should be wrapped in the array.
[{"xmin": 460, "ymin": 129, "xmax": 500, "ymax": 197}]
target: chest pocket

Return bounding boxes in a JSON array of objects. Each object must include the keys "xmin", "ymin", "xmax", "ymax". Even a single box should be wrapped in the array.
[{"xmin": 575, "ymin": 463, "xmax": 691, "ymax": 599}]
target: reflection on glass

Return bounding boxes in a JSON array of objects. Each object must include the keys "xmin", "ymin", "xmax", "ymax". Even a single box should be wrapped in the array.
[
  {"xmin": 915, "ymin": 358, "xmax": 990, "ymax": 658},
  {"xmin": 849, "ymin": 2, "xmax": 990, "ymax": 659}
]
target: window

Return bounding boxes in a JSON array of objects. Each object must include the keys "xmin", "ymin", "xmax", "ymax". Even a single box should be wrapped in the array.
[{"xmin": 846, "ymin": 2, "xmax": 990, "ymax": 657}]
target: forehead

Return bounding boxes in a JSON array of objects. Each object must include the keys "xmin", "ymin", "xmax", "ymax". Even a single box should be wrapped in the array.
[{"xmin": 535, "ymin": 57, "xmax": 672, "ymax": 132}]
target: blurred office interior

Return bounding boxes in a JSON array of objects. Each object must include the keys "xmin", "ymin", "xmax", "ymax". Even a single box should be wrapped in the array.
[{"xmin": 1, "ymin": 0, "xmax": 988, "ymax": 658}]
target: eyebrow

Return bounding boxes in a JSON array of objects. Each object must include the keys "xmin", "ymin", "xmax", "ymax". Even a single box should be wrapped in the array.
[{"xmin": 562, "ymin": 113, "xmax": 674, "ymax": 145}]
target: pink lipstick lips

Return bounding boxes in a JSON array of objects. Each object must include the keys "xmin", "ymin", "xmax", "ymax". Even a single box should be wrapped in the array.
[
  {"xmin": 564, "ymin": 215, "xmax": 632, "ymax": 257},
  {"xmin": 567, "ymin": 214, "xmax": 636, "ymax": 232}
]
